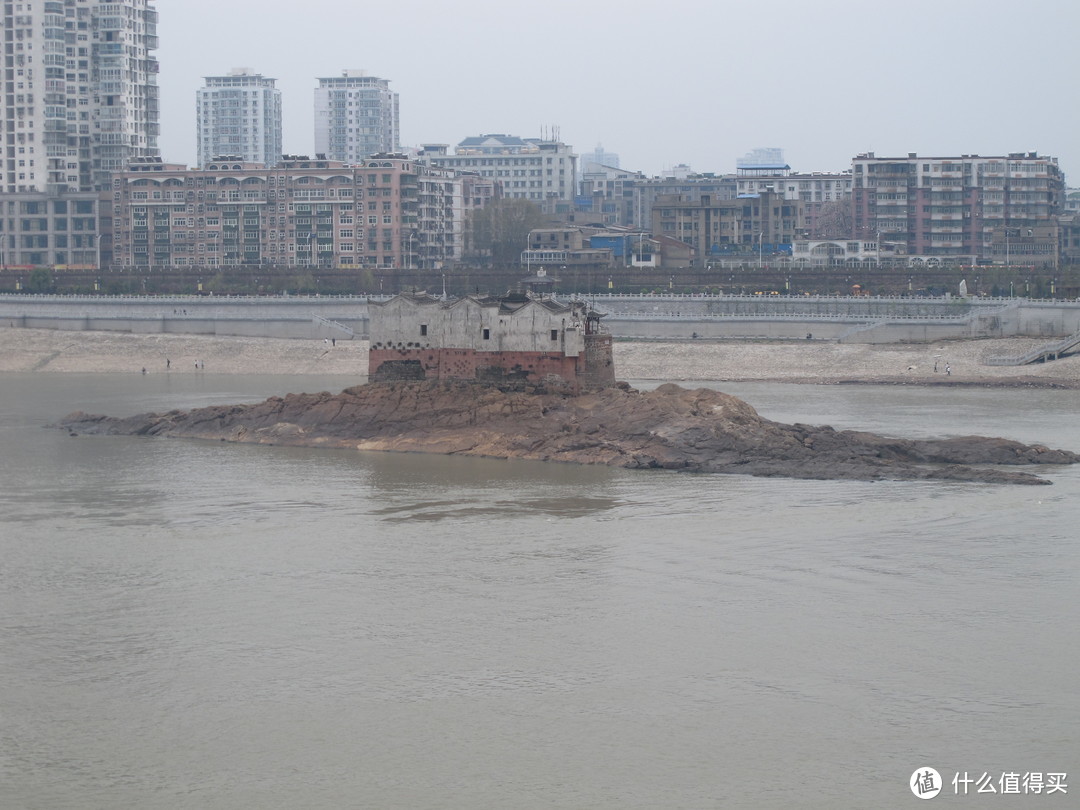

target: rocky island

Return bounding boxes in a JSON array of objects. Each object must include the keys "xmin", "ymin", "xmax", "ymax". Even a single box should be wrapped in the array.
[{"xmin": 56, "ymin": 381, "xmax": 1079, "ymax": 485}]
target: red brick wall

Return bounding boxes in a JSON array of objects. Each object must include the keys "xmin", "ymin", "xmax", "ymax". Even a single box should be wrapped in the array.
[{"xmin": 370, "ymin": 348, "xmax": 582, "ymax": 386}]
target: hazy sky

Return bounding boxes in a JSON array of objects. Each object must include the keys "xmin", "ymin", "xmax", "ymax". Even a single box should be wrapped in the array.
[{"xmin": 157, "ymin": 0, "xmax": 1079, "ymax": 180}]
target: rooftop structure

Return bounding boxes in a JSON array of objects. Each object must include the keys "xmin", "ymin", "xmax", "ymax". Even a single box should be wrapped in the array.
[{"xmin": 736, "ymin": 148, "xmax": 789, "ymax": 176}]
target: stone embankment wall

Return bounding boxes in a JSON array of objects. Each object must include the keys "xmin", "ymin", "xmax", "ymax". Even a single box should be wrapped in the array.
[
  {"xmin": 0, "ymin": 295, "xmax": 370, "ymax": 340},
  {"xmin": 2, "ymin": 294, "xmax": 1079, "ymax": 343}
]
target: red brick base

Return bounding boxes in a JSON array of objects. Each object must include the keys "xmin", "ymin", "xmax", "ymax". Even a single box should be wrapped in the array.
[{"xmin": 369, "ymin": 346, "xmax": 610, "ymax": 389}]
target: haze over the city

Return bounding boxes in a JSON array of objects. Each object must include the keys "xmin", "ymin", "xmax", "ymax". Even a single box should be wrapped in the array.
[{"xmin": 156, "ymin": 0, "xmax": 1077, "ymax": 179}]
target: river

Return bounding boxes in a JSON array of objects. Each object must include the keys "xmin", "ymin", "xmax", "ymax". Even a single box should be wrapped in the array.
[{"xmin": 1, "ymin": 374, "xmax": 1077, "ymax": 808}]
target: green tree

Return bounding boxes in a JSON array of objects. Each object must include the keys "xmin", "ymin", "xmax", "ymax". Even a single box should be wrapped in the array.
[
  {"xmin": 465, "ymin": 198, "xmax": 548, "ymax": 267},
  {"xmin": 291, "ymin": 272, "xmax": 318, "ymax": 294},
  {"xmin": 28, "ymin": 268, "xmax": 53, "ymax": 293},
  {"xmin": 204, "ymin": 271, "xmax": 230, "ymax": 294}
]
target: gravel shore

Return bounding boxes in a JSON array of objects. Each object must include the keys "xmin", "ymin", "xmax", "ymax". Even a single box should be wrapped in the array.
[{"xmin": 2, "ymin": 327, "xmax": 1079, "ymax": 387}]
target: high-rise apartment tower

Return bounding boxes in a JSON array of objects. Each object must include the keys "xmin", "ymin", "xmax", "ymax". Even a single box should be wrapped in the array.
[
  {"xmin": 1, "ymin": 0, "xmax": 161, "ymax": 193},
  {"xmin": 197, "ymin": 68, "xmax": 282, "ymax": 168},
  {"xmin": 314, "ymin": 70, "xmax": 399, "ymax": 163}
]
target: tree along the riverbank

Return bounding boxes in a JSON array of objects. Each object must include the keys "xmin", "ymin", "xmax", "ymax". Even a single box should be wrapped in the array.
[{"xmin": 2, "ymin": 263, "xmax": 1077, "ymax": 299}]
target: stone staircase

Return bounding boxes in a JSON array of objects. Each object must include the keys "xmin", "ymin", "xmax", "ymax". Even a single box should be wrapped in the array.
[
  {"xmin": 312, "ymin": 313, "xmax": 355, "ymax": 338},
  {"xmin": 985, "ymin": 330, "xmax": 1080, "ymax": 366}
]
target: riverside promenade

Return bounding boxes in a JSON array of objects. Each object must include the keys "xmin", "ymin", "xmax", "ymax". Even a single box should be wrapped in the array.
[{"xmin": 3, "ymin": 328, "xmax": 1080, "ymax": 387}]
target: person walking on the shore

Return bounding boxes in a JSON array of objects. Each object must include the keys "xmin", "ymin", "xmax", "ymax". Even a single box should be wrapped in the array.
[
  {"xmin": 166, "ymin": 357, "xmax": 170, "ymax": 370},
  {"xmin": 946, "ymin": 364, "xmax": 951, "ymax": 376}
]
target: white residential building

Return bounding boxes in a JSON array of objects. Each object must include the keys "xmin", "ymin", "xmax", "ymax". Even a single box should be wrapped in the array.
[
  {"xmin": 1, "ymin": 0, "xmax": 160, "ymax": 193},
  {"xmin": 419, "ymin": 135, "xmax": 578, "ymax": 206},
  {"xmin": 581, "ymin": 143, "xmax": 619, "ymax": 173},
  {"xmin": 314, "ymin": 71, "xmax": 399, "ymax": 164},
  {"xmin": 197, "ymin": 69, "xmax": 282, "ymax": 168},
  {"xmin": 737, "ymin": 147, "xmax": 786, "ymax": 170}
]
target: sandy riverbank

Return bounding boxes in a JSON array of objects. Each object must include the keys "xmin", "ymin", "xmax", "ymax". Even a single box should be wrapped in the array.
[{"xmin": 2, "ymin": 327, "xmax": 1079, "ymax": 387}]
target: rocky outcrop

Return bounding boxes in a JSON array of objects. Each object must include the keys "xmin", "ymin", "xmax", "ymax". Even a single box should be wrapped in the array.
[{"xmin": 55, "ymin": 381, "xmax": 1080, "ymax": 484}]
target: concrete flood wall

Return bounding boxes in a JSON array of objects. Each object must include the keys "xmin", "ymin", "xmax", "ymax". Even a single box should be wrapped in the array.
[
  {"xmin": 0, "ymin": 295, "xmax": 372, "ymax": 340},
  {"xmin": 597, "ymin": 296, "xmax": 1080, "ymax": 343},
  {"xmin": 603, "ymin": 317, "xmax": 854, "ymax": 341},
  {"xmin": 2, "ymin": 294, "xmax": 1078, "ymax": 343}
]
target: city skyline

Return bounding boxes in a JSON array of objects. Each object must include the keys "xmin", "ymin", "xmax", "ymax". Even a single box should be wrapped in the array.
[{"xmin": 157, "ymin": 0, "xmax": 1080, "ymax": 180}]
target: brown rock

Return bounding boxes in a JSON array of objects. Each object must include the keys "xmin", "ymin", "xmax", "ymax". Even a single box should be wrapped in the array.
[{"xmin": 54, "ymin": 381, "xmax": 1080, "ymax": 485}]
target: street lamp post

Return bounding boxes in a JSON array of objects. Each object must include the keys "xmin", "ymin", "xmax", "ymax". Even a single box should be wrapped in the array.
[
  {"xmin": 96, "ymin": 232, "xmax": 105, "ymax": 271},
  {"xmin": 757, "ymin": 231, "xmax": 763, "ymax": 270}
]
